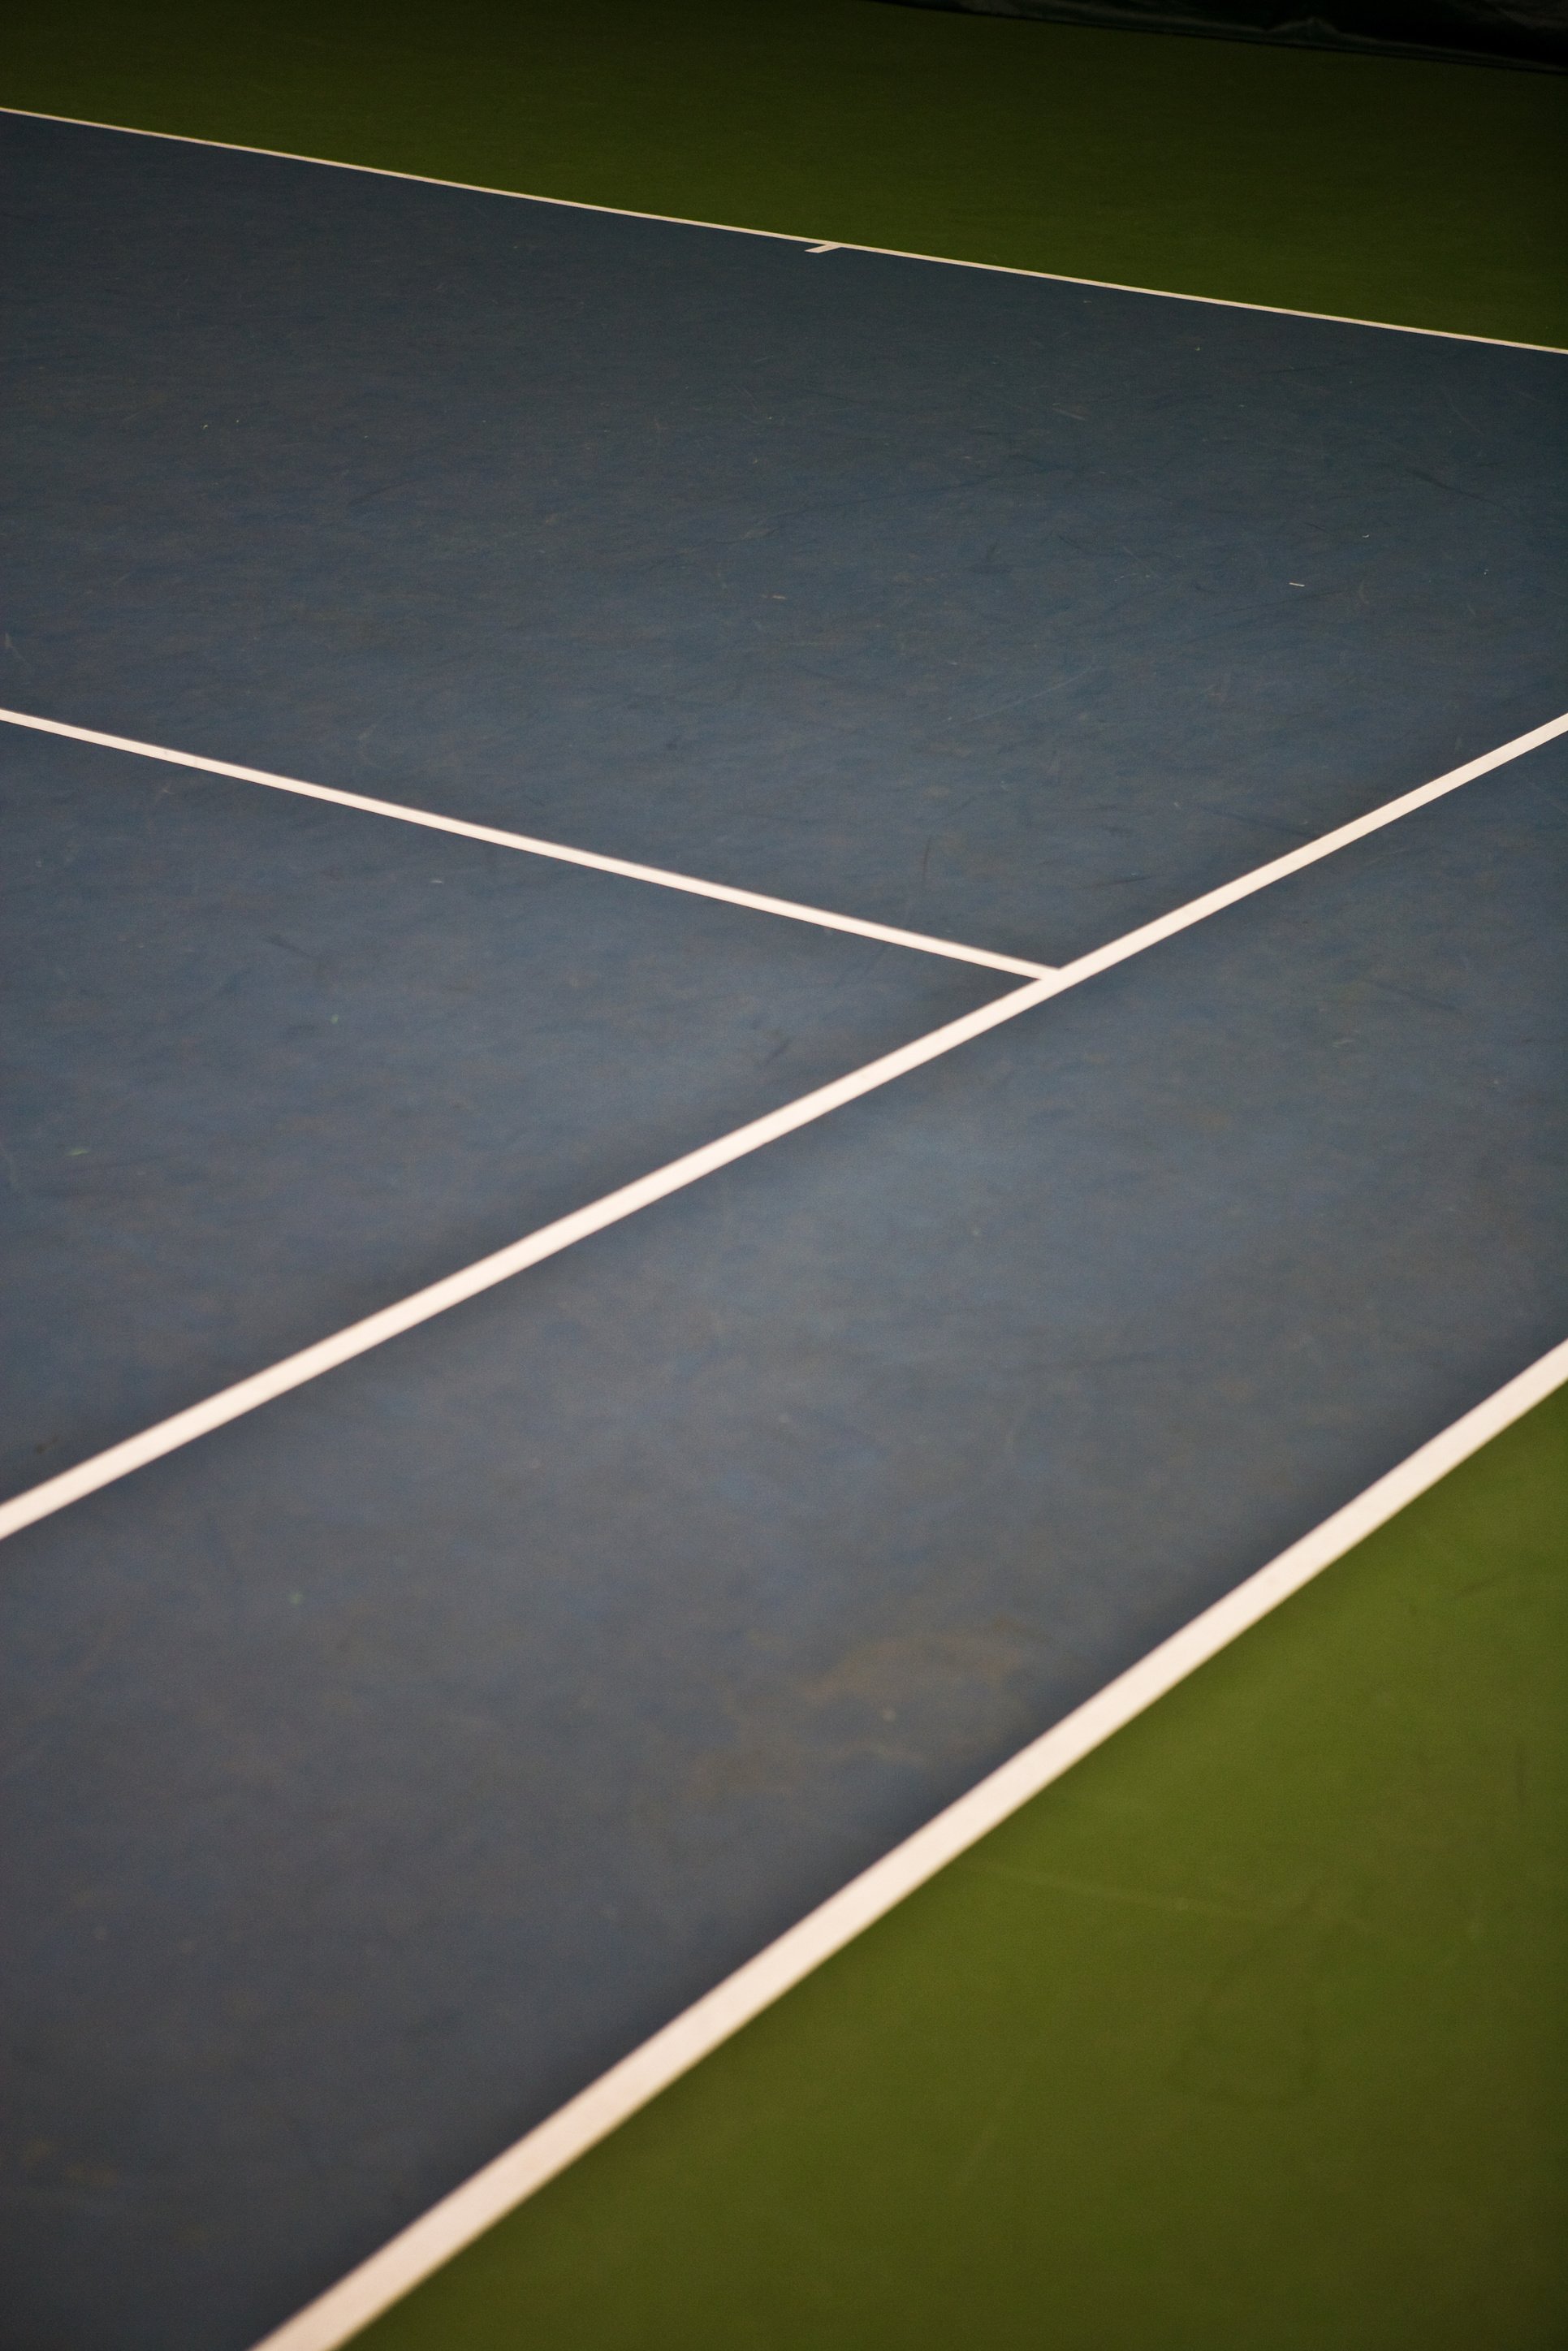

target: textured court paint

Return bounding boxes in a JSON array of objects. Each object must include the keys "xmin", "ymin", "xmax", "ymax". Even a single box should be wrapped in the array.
[
  {"xmin": 3, "ymin": 0, "xmax": 1566, "ymax": 345},
  {"xmin": 1, "ymin": 17, "xmax": 1562, "ymax": 2350},
  {"xmin": 354, "ymin": 1382, "xmax": 1568, "ymax": 2351}
]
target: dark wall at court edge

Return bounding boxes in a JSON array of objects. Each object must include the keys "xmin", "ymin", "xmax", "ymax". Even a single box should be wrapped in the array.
[{"xmin": 878, "ymin": 0, "xmax": 1568, "ymax": 70}]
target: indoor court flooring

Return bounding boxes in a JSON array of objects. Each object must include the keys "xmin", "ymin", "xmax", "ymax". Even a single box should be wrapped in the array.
[{"xmin": 2, "ymin": 9, "xmax": 1566, "ymax": 2349}]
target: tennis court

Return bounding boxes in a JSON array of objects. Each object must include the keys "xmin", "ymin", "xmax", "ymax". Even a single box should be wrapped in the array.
[{"xmin": 2, "ymin": 8, "xmax": 1566, "ymax": 2348}]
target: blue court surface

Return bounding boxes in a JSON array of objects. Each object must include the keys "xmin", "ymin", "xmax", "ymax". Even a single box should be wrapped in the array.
[{"xmin": 2, "ymin": 108, "xmax": 1566, "ymax": 2351}]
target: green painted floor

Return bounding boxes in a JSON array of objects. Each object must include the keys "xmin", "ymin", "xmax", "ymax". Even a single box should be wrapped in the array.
[
  {"xmin": 7, "ymin": 0, "xmax": 1567, "ymax": 345},
  {"xmin": 6, "ymin": 6, "xmax": 1565, "ymax": 2341}
]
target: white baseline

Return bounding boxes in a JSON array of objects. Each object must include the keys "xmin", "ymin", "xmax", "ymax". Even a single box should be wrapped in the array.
[
  {"xmin": 0, "ymin": 707, "xmax": 1052, "ymax": 979},
  {"xmin": 2, "ymin": 705, "xmax": 1562, "ymax": 1551},
  {"xmin": 3, "ymin": 107, "xmax": 1566, "ymax": 356},
  {"xmin": 249, "ymin": 1328, "xmax": 1568, "ymax": 2351}
]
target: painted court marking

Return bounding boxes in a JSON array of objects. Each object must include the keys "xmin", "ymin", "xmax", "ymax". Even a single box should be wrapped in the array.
[
  {"xmin": 6, "ymin": 91, "xmax": 1564, "ymax": 2351},
  {"xmin": 2, "ymin": 706, "xmax": 1562, "ymax": 1552},
  {"xmin": 0, "ymin": 708, "xmax": 1052, "ymax": 979},
  {"xmin": 3, "ymin": 106, "xmax": 1567, "ymax": 356},
  {"xmin": 249, "ymin": 1326, "xmax": 1568, "ymax": 2351}
]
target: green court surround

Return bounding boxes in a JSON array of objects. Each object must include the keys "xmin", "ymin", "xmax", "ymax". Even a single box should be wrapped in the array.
[{"xmin": 6, "ymin": 0, "xmax": 1567, "ymax": 346}]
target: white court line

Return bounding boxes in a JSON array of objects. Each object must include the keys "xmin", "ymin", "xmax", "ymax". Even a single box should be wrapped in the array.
[
  {"xmin": 2, "ymin": 704, "xmax": 1562, "ymax": 1553},
  {"xmin": 0, "ymin": 708, "xmax": 1052, "ymax": 979},
  {"xmin": 5, "ymin": 89, "xmax": 1560, "ymax": 2349},
  {"xmin": 4, "ymin": 106, "xmax": 1566, "ymax": 355},
  {"xmin": 250, "ymin": 1327, "xmax": 1568, "ymax": 2351}
]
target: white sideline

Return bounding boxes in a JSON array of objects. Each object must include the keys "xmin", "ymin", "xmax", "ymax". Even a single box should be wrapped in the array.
[
  {"xmin": 0, "ymin": 708, "xmax": 1052, "ymax": 979},
  {"xmin": 248, "ymin": 1329, "xmax": 1568, "ymax": 2351},
  {"xmin": 3, "ymin": 106, "xmax": 1567, "ymax": 357},
  {"xmin": 2, "ymin": 704, "xmax": 1562, "ymax": 1552}
]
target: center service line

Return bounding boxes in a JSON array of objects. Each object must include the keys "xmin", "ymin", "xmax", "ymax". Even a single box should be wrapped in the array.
[
  {"xmin": 2, "ymin": 705, "xmax": 1562, "ymax": 1550},
  {"xmin": 0, "ymin": 707, "xmax": 1053, "ymax": 980}
]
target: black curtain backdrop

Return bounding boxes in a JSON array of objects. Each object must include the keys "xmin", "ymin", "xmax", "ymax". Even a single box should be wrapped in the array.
[{"xmin": 878, "ymin": 0, "xmax": 1568, "ymax": 69}]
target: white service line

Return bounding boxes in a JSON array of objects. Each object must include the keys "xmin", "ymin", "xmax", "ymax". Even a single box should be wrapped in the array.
[
  {"xmin": 0, "ymin": 708, "xmax": 1052, "ymax": 979},
  {"xmin": 0, "ymin": 972, "xmax": 1047, "ymax": 1543},
  {"xmin": 248, "ymin": 1328, "xmax": 1568, "ymax": 2351},
  {"xmin": 3, "ymin": 106, "xmax": 1566, "ymax": 356},
  {"xmin": 2, "ymin": 705, "xmax": 1562, "ymax": 1552}
]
